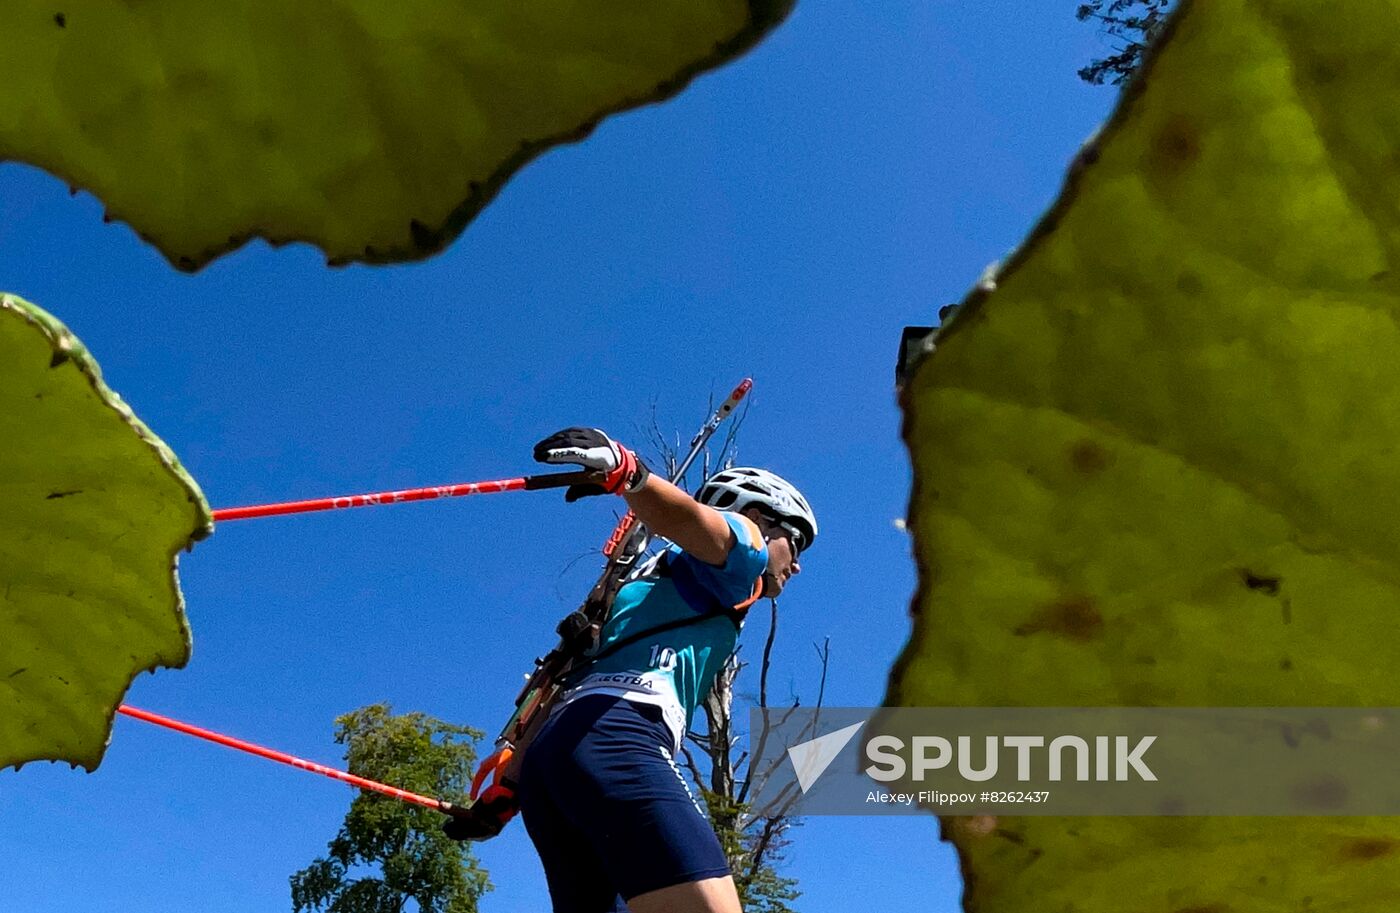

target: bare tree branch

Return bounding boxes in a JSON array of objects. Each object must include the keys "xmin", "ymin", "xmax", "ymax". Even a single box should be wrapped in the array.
[
  {"xmin": 702, "ymin": 654, "xmax": 740, "ymax": 797},
  {"xmin": 738, "ymin": 598, "xmax": 781, "ymax": 804},
  {"xmin": 678, "ymin": 739, "xmax": 706, "ymax": 787},
  {"xmin": 744, "ymin": 780, "xmax": 799, "ymax": 828},
  {"xmin": 743, "ymin": 639, "xmax": 833, "ymax": 829},
  {"xmin": 813, "ymin": 637, "xmax": 830, "ymax": 713},
  {"xmin": 747, "ymin": 814, "xmax": 792, "ymax": 881}
]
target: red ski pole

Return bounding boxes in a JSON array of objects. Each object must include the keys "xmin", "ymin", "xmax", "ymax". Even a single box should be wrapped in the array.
[
  {"xmin": 211, "ymin": 469, "xmax": 599, "ymax": 522},
  {"xmin": 117, "ymin": 705, "xmax": 470, "ymax": 817}
]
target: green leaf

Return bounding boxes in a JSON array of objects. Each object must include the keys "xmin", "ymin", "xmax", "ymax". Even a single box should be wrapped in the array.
[
  {"xmin": 0, "ymin": 294, "xmax": 211, "ymax": 771},
  {"xmin": 892, "ymin": 0, "xmax": 1400, "ymax": 908},
  {"xmin": 0, "ymin": 1, "xmax": 792, "ymax": 271}
]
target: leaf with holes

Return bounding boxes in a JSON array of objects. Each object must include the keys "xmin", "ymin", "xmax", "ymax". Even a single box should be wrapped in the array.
[
  {"xmin": 1, "ymin": 1, "xmax": 792, "ymax": 270},
  {"xmin": 0, "ymin": 294, "xmax": 211, "ymax": 771},
  {"xmin": 893, "ymin": 0, "xmax": 1400, "ymax": 909}
]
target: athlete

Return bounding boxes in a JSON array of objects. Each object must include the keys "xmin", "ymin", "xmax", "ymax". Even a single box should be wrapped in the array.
[{"xmin": 517, "ymin": 427, "xmax": 816, "ymax": 913}]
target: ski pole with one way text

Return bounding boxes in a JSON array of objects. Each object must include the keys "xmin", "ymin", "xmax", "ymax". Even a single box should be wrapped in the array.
[{"xmin": 211, "ymin": 468, "xmax": 601, "ymax": 522}]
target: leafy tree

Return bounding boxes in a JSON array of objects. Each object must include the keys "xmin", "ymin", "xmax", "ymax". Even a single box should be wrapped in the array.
[
  {"xmin": 290, "ymin": 705, "xmax": 491, "ymax": 913},
  {"xmin": 1076, "ymin": 1, "xmax": 1173, "ymax": 85}
]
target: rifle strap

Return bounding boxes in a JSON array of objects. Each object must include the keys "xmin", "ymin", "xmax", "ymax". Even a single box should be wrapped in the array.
[{"xmin": 565, "ymin": 554, "xmax": 743, "ymax": 677}]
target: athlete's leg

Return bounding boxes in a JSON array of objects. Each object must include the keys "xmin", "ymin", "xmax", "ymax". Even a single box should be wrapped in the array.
[
  {"xmin": 523, "ymin": 696, "xmax": 736, "ymax": 909},
  {"xmin": 564, "ymin": 700, "xmax": 734, "ymax": 903},
  {"xmin": 520, "ymin": 705, "xmax": 628, "ymax": 913},
  {"xmin": 519, "ymin": 794, "xmax": 627, "ymax": 913},
  {"xmin": 625, "ymin": 875, "xmax": 743, "ymax": 913}
]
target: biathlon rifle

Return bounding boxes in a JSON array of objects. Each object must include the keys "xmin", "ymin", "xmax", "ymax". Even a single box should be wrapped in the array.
[{"xmin": 454, "ymin": 378, "xmax": 753, "ymax": 840}]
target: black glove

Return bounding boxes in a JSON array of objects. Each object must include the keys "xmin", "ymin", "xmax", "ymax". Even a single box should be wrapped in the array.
[
  {"xmin": 442, "ymin": 787, "xmax": 518, "ymax": 842},
  {"xmin": 533, "ymin": 427, "xmax": 650, "ymax": 502}
]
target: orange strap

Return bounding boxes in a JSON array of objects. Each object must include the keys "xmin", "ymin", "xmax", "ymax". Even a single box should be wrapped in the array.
[{"xmin": 470, "ymin": 746, "xmax": 514, "ymax": 801}]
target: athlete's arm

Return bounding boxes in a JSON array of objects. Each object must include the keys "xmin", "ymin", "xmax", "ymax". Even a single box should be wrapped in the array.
[
  {"xmin": 620, "ymin": 473, "xmax": 732, "ymax": 567},
  {"xmin": 533, "ymin": 427, "xmax": 734, "ymax": 566}
]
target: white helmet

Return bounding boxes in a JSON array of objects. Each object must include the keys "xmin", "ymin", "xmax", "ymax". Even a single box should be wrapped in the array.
[{"xmin": 697, "ymin": 467, "xmax": 817, "ymax": 553}]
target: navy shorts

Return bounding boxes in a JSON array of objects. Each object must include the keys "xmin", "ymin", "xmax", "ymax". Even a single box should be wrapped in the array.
[{"xmin": 518, "ymin": 694, "xmax": 731, "ymax": 912}]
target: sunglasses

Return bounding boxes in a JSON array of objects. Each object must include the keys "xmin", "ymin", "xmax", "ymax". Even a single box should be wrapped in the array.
[{"xmin": 761, "ymin": 514, "xmax": 806, "ymax": 557}]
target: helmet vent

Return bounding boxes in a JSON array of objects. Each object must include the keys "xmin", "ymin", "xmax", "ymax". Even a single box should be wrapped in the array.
[{"xmin": 709, "ymin": 490, "xmax": 738, "ymax": 509}]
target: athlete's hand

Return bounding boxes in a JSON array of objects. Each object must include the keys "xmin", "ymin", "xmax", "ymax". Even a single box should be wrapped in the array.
[
  {"xmin": 533, "ymin": 427, "xmax": 650, "ymax": 502},
  {"xmin": 442, "ymin": 787, "xmax": 518, "ymax": 841}
]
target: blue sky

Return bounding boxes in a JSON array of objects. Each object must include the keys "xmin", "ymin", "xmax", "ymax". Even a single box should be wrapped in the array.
[{"xmin": 1, "ymin": 5, "xmax": 1120, "ymax": 911}]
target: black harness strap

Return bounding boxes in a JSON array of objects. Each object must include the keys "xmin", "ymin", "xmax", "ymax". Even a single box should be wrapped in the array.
[
  {"xmin": 584, "ymin": 606, "xmax": 739, "ymax": 666},
  {"xmin": 570, "ymin": 554, "xmax": 746, "ymax": 672}
]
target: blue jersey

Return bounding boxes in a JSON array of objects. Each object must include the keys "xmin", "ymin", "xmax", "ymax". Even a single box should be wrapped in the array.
[{"xmin": 558, "ymin": 512, "xmax": 768, "ymax": 749}]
